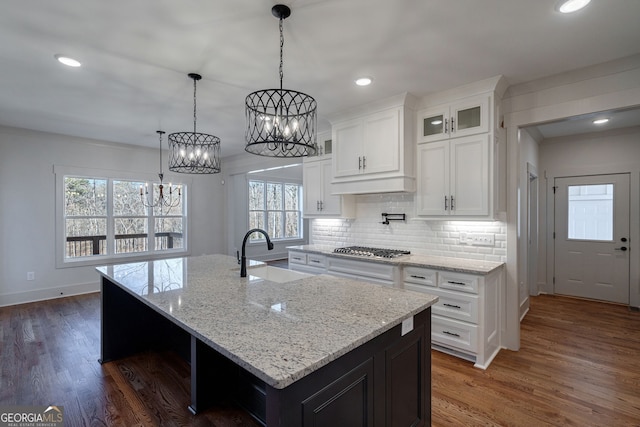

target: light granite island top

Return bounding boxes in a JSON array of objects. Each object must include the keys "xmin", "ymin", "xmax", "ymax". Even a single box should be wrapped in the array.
[{"xmin": 96, "ymin": 254, "xmax": 437, "ymax": 425}]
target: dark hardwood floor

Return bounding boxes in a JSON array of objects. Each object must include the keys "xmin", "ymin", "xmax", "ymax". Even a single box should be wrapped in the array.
[{"xmin": 1, "ymin": 293, "xmax": 638, "ymax": 426}]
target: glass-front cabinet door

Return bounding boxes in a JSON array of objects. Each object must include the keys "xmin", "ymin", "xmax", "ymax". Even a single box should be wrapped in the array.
[
  {"xmin": 450, "ymin": 96, "xmax": 489, "ymax": 138},
  {"xmin": 418, "ymin": 106, "xmax": 449, "ymax": 143},
  {"xmin": 417, "ymin": 95, "xmax": 489, "ymax": 143}
]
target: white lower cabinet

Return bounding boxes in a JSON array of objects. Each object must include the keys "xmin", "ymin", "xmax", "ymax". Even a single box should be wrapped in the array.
[
  {"xmin": 288, "ymin": 250, "xmax": 503, "ymax": 368},
  {"xmin": 403, "ymin": 265, "xmax": 502, "ymax": 369},
  {"xmin": 288, "ymin": 251, "xmax": 327, "ymax": 275},
  {"xmin": 326, "ymin": 257, "xmax": 398, "ymax": 287}
]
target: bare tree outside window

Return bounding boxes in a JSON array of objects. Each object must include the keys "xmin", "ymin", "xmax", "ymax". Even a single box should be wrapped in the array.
[
  {"xmin": 248, "ymin": 179, "xmax": 302, "ymax": 241},
  {"xmin": 63, "ymin": 175, "xmax": 186, "ymax": 260}
]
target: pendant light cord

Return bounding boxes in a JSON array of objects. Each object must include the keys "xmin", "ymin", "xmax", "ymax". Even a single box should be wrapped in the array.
[
  {"xmin": 159, "ymin": 132, "xmax": 163, "ymax": 175},
  {"xmin": 279, "ymin": 17, "xmax": 284, "ymax": 91},
  {"xmin": 193, "ymin": 78, "xmax": 198, "ymax": 134}
]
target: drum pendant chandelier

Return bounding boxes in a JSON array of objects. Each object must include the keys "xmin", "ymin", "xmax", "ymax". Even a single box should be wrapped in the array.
[
  {"xmin": 244, "ymin": 4, "xmax": 317, "ymax": 157},
  {"xmin": 168, "ymin": 73, "xmax": 221, "ymax": 174}
]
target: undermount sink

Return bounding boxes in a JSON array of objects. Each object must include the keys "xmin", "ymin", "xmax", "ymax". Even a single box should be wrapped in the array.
[{"xmin": 246, "ymin": 265, "xmax": 311, "ymax": 283}]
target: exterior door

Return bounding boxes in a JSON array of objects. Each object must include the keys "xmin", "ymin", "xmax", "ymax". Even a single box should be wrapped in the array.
[{"xmin": 554, "ymin": 174, "xmax": 630, "ymax": 304}]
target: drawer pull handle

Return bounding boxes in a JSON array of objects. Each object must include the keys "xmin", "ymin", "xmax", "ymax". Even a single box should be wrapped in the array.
[
  {"xmin": 443, "ymin": 303, "xmax": 461, "ymax": 309},
  {"xmin": 410, "ymin": 275, "xmax": 426, "ymax": 279},
  {"xmin": 447, "ymin": 280, "xmax": 466, "ymax": 286},
  {"xmin": 310, "ymin": 259, "xmax": 321, "ymax": 263},
  {"xmin": 443, "ymin": 330, "xmax": 460, "ymax": 337},
  {"xmin": 292, "ymin": 257, "xmax": 302, "ymax": 261}
]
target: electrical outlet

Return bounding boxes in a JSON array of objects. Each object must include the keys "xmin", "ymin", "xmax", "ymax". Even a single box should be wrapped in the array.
[
  {"xmin": 469, "ymin": 233, "xmax": 495, "ymax": 246},
  {"xmin": 27, "ymin": 271, "xmax": 35, "ymax": 281},
  {"xmin": 459, "ymin": 233, "xmax": 495, "ymax": 246}
]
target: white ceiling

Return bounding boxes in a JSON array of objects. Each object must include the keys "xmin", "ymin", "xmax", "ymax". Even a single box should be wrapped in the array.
[
  {"xmin": 1, "ymin": 0, "xmax": 640, "ymax": 157},
  {"xmin": 532, "ymin": 107, "xmax": 640, "ymax": 139}
]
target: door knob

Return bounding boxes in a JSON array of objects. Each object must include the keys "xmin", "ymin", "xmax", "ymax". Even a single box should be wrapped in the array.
[
  {"xmin": 621, "ymin": 237, "xmax": 628, "ymax": 242},
  {"xmin": 614, "ymin": 246, "xmax": 628, "ymax": 251}
]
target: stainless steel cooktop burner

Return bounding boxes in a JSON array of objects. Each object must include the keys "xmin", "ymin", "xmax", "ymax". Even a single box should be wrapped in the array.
[{"xmin": 333, "ymin": 246, "xmax": 411, "ymax": 258}]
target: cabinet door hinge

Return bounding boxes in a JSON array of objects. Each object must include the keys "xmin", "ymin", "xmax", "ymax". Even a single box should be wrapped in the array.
[
  {"xmin": 553, "ymin": 231, "xmax": 556, "ymax": 239},
  {"xmin": 553, "ymin": 186, "xmax": 558, "ymax": 194}
]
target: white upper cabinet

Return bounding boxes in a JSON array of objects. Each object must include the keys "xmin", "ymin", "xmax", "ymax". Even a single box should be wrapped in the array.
[
  {"xmin": 333, "ymin": 108, "xmax": 400, "ymax": 178},
  {"xmin": 313, "ymin": 133, "xmax": 333, "ymax": 160},
  {"xmin": 417, "ymin": 135, "xmax": 489, "ymax": 217},
  {"xmin": 415, "ymin": 75, "xmax": 508, "ymax": 219},
  {"xmin": 417, "ymin": 95, "xmax": 489, "ymax": 144},
  {"xmin": 329, "ymin": 93, "xmax": 416, "ymax": 195},
  {"xmin": 303, "ymin": 131, "xmax": 355, "ymax": 218},
  {"xmin": 303, "ymin": 157, "xmax": 354, "ymax": 218}
]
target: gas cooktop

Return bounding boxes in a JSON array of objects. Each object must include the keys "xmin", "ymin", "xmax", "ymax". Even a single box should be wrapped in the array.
[{"xmin": 333, "ymin": 246, "xmax": 411, "ymax": 259}]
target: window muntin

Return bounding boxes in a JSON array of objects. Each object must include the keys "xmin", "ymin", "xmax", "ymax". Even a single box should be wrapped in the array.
[
  {"xmin": 62, "ymin": 175, "xmax": 187, "ymax": 262},
  {"xmin": 248, "ymin": 179, "xmax": 302, "ymax": 241}
]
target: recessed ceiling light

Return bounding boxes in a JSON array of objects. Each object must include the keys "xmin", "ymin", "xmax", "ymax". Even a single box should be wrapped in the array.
[
  {"xmin": 557, "ymin": 0, "xmax": 591, "ymax": 13},
  {"xmin": 54, "ymin": 54, "xmax": 81, "ymax": 67},
  {"xmin": 355, "ymin": 77, "xmax": 372, "ymax": 86},
  {"xmin": 592, "ymin": 118, "xmax": 609, "ymax": 125}
]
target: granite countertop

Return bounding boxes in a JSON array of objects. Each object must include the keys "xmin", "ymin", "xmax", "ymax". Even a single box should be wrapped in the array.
[
  {"xmin": 288, "ymin": 244, "xmax": 504, "ymax": 275},
  {"xmin": 96, "ymin": 254, "xmax": 437, "ymax": 390}
]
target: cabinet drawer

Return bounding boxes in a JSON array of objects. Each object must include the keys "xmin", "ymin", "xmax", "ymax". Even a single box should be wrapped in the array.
[
  {"xmin": 425, "ymin": 287, "xmax": 478, "ymax": 324},
  {"xmin": 307, "ymin": 254, "xmax": 326, "ymax": 268},
  {"xmin": 288, "ymin": 251, "xmax": 307, "ymax": 265},
  {"xmin": 326, "ymin": 257, "xmax": 396, "ymax": 286},
  {"xmin": 403, "ymin": 267, "xmax": 437, "ymax": 287},
  {"xmin": 431, "ymin": 315, "xmax": 478, "ymax": 354},
  {"xmin": 438, "ymin": 271, "xmax": 479, "ymax": 294}
]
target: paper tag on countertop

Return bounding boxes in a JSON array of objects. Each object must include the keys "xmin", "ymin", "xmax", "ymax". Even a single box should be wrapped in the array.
[{"xmin": 401, "ymin": 316, "xmax": 414, "ymax": 336}]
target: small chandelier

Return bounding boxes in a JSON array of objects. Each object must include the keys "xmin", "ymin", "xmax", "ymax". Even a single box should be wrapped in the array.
[
  {"xmin": 140, "ymin": 130, "xmax": 181, "ymax": 209},
  {"xmin": 168, "ymin": 73, "xmax": 221, "ymax": 174},
  {"xmin": 244, "ymin": 4, "xmax": 317, "ymax": 157}
]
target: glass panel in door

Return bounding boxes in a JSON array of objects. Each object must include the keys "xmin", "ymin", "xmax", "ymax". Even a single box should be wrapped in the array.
[
  {"xmin": 567, "ymin": 184, "xmax": 613, "ymax": 241},
  {"xmin": 456, "ymin": 106, "xmax": 481, "ymax": 130},
  {"xmin": 422, "ymin": 114, "xmax": 444, "ymax": 137}
]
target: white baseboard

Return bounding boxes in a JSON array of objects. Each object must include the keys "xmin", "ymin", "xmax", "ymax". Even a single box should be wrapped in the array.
[{"xmin": 0, "ymin": 281, "xmax": 100, "ymax": 307}]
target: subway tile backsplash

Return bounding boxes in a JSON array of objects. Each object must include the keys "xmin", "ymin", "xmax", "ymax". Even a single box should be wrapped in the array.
[{"xmin": 309, "ymin": 193, "xmax": 506, "ymax": 262}]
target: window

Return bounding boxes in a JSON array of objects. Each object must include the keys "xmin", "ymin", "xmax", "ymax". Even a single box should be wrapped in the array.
[
  {"xmin": 567, "ymin": 183, "xmax": 613, "ymax": 241},
  {"xmin": 248, "ymin": 179, "xmax": 302, "ymax": 241},
  {"xmin": 57, "ymin": 167, "xmax": 187, "ymax": 266}
]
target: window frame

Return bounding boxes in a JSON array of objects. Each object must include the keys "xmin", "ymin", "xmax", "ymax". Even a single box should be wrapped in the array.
[
  {"xmin": 247, "ymin": 177, "xmax": 303, "ymax": 243},
  {"xmin": 55, "ymin": 165, "xmax": 191, "ymax": 268}
]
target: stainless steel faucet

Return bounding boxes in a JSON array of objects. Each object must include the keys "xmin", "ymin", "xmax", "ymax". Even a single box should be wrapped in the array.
[{"xmin": 240, "ymin": 228, "xmax": 274, "ymax": 277}]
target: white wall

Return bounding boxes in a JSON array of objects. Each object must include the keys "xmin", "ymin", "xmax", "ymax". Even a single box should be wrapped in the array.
[
  {"xmin": 0, "ymin": 126, "xmax": 226, "ymax": 306},
  {"xmin": 516, "ymin": 128, "xmax": 540, "ymax": 318},
  {"xmin": 538, "ymin": 126, "xmax": 640, "ymax": 307},
  {"xmin": 309, "ymin": 193, "xmax": 506, "ymax": 262}
]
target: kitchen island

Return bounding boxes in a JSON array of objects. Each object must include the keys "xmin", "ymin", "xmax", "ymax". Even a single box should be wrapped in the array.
[{"xmin": 96, "ymin": 254, "xmax": 437, "ymax": 426}]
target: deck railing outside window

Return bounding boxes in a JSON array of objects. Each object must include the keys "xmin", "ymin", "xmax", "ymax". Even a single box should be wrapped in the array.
[{"xmin": 65, "ymin": 232, "xmax": 183, "ymax": 258}]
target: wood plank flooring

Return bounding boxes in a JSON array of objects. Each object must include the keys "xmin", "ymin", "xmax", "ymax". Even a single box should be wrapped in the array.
[{"xmin": 1, "ymin": 293, "xmax": 639, "ymax": 426}]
